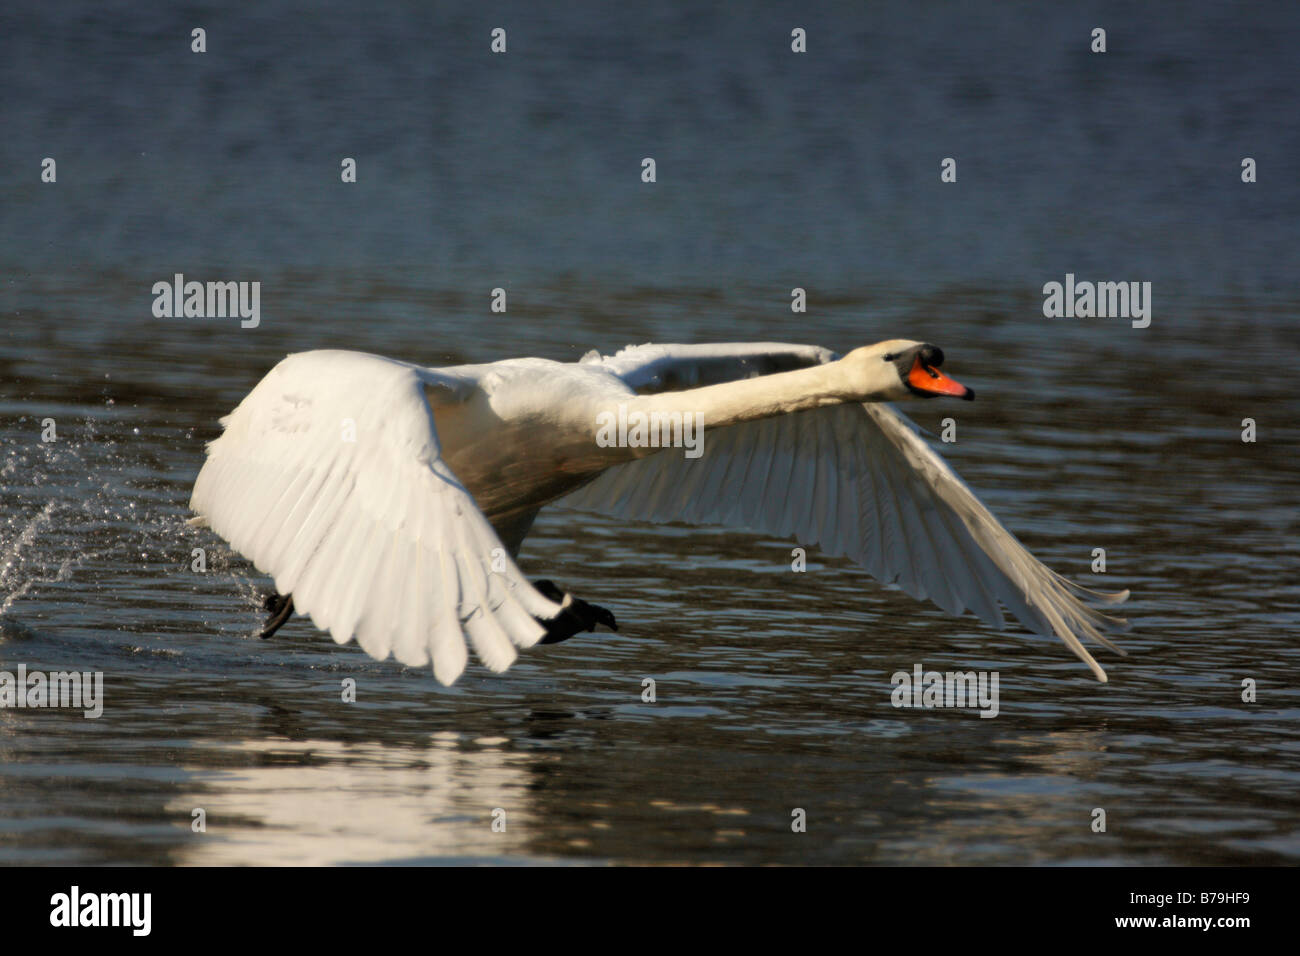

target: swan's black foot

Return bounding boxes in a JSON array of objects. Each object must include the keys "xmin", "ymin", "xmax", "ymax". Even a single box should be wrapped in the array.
[
  {"xmin": 259, "ymin": 592, "xmax": 294, "ymax": 640},
  {"xmin": 532, "ymin": 579, "xmax": 617, "ymax": 645}
]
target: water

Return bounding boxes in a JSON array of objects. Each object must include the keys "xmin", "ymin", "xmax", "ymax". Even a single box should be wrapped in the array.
[{"xmin": 1, "ymin": 0, "xmax": 1298, "ymax": 865}]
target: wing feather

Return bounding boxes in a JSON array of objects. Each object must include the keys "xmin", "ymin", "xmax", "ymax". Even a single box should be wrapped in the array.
[
  {"xmin": 558, "ymin": 400, "xmax": 1127, "ymax": 681},
  {"xmin": 190, "ymin": 350, "xmax": 560, "ymax": 684}
]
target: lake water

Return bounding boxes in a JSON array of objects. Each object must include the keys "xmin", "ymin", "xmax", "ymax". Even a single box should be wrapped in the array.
[{"xmin": 1, "ymin": 0, "xmax": 1298, "ymax": 865}]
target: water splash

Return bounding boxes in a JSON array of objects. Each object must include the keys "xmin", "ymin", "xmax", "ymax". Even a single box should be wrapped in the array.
[
  {"xmin": 0, "ymin": 411, "xmax": 212, "ymax": 626},
  {"xmin": 0, "ymin": 501, "xmax": 68, "ymax": 616}
]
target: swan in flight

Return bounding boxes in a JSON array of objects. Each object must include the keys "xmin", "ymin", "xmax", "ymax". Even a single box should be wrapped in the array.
[{"xmin": 189, "ymin": 340, "xmax": 1129, "ymax": 685}]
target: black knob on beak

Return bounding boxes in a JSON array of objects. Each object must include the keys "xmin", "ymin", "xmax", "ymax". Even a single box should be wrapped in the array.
[{"xmin": 919, "ymin": 345, "xmax": 944, "ymax": 368}]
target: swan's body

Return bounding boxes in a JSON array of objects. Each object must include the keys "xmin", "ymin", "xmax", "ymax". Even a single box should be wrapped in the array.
[{"xmin": 189, "ymin": 340, "xmax": 1128, "ymax": 685}]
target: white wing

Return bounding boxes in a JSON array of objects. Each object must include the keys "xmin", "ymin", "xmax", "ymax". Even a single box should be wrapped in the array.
[
  {"xmin": 585, "ymin": 342, "xmax": 839, "ymax": 391},
  {"xmin": 190, "ymin": 350, "xmax": 562, "ymax": 685},
  {"xmin": 557, "ymin": 400, "xmax": 1128, "ymax": 681}
]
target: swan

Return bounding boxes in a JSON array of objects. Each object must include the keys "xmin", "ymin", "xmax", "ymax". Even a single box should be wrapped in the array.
[{"xmin": 188, "ymin": 340, "xmax": 1129, "ymax": 685}]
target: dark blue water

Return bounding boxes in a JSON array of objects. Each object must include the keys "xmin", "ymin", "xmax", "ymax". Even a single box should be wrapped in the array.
[
  {"xmin": 1, "ymin": 1, "xmax": 1298, "ymax": 865},
  {"xmin": 3, "ymin": 0, "xmax": 1297, "ymax": 290}
]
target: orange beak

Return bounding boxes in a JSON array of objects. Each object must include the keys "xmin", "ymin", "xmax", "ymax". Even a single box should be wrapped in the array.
[{"xmin": 907, "ymin": 355, "xmax": 974, "ymax": 400}]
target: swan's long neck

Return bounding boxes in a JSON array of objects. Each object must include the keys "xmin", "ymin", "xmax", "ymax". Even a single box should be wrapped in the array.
[
  {"xmin": 573, "ymin": 358, "xmax": 893, "ymax": 465},
  {"xmin": 630, "ymin": 359, "xmax": 876, "ymax": 430},
  {"xmin": 448, "ymin": 356, "xmax": 889, "ymax": 517}
]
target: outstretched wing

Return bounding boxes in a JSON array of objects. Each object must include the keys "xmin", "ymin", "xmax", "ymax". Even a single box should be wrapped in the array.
[
  {"xmin": 190, "ymin": 349, "xmax": 562, "ymax": 685},
  {"xmin": 586, "ymin": 341, "xmax": 839, "ymax": 394},
  {"xmin": 557, "ymin": 398, "xmax": 1128, "ymax": 681}
]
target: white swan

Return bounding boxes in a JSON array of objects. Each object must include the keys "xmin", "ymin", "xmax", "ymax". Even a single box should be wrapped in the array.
[{"xmin": 189, "ymin": 340, "xmax": 1129, "ymax": 684}]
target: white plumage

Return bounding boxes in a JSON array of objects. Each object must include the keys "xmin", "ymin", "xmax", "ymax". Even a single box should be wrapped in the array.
[
  {"xmin": 190, "ymin": 350, "xmax": 562, "ymax": 685},
  {"xmin": 190, "ymin": 340, "xmax": 1129, "ymax": 684}
]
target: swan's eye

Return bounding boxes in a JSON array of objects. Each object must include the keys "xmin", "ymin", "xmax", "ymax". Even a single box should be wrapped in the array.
[{"xmin": 882, "ymin": 353, "xmax": 897, "ymax": 362}]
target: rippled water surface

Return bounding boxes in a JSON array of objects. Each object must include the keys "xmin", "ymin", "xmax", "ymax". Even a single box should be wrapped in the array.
[{"xmin": 1, "ymin": 1, "xmax": 1298, "ymax": 865}]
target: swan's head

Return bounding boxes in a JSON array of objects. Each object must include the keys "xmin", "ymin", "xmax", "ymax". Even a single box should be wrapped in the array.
[{"xmin": 843, "ymin": 339, "xmax": 975, "ymax": 402}]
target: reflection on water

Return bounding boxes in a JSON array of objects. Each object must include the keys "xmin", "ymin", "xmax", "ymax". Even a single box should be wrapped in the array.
[{"xmin": 167, "ymin": 736, "xmax": 543, "ymax": 865}]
